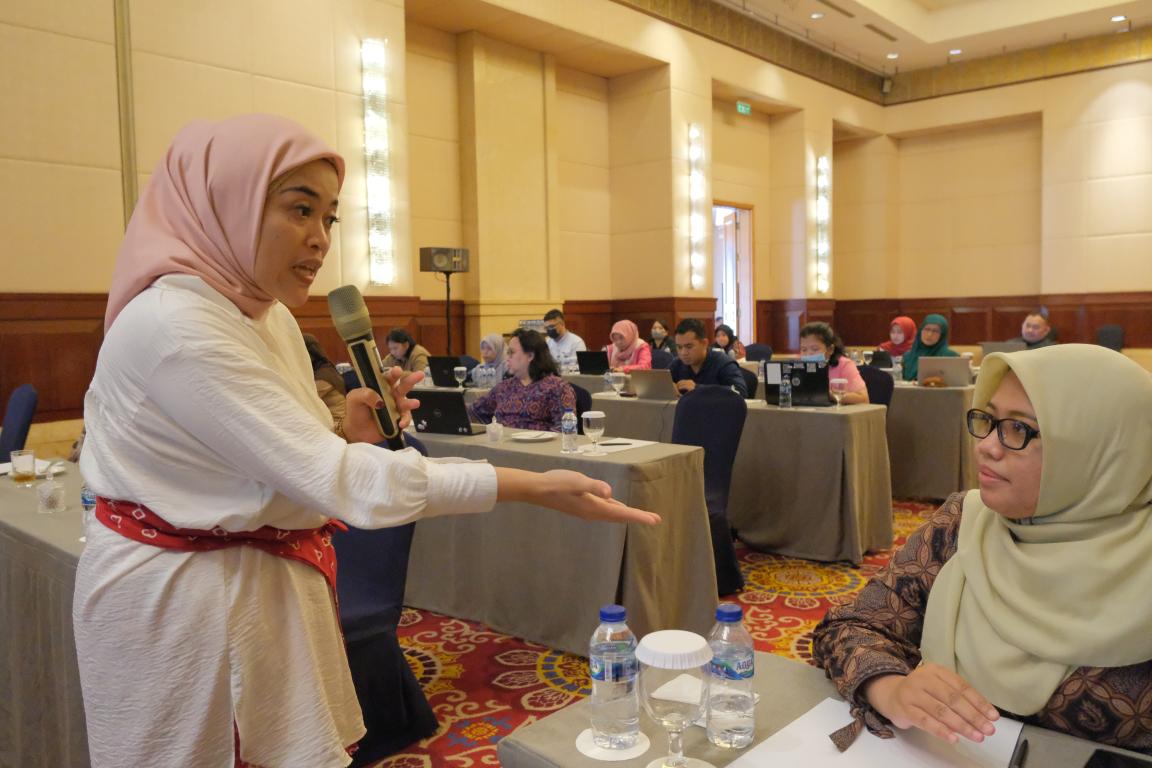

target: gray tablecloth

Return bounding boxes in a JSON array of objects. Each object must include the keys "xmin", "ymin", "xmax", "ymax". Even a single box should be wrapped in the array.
[
  {"xmin": 404, "ymin": 432, "xmax": 716, "ymax": 655},
  {"xmin": 497, "ymin": 652, "xmax": 1146, "ymax": 768},
  {"xmin": 589, "ymin": 395, "xmax": 893, "ymax": 564},
  {"xmin": 887, "ymin": 384, "xmax": 978, "ymax": 500},
  {"xmin": 0, "ymin": 467, "xmax": 91, "ymax": 768}
]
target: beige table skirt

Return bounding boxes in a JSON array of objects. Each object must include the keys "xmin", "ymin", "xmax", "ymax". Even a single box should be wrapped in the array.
[
  {"xmin": 589, "ymin": 395, "xmax": 893, "ymax": 564},
  {"xmin": 404, "ymin": 432, "xmax": 717, "ymax": 655},
  {"xmin": 887, "ymin": 384, "xmax": 978, "ymax": 500}
]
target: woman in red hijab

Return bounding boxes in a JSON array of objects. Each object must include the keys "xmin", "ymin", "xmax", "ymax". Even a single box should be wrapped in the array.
[{"xmin": 878, "ymin": 316, "xmax": 916, "ymax": 358}]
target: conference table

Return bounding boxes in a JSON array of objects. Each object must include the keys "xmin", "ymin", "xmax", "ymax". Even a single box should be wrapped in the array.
[
  {"xmin": 887, "ymin": 383, "xmax": 979, "ymax": 500},
  {"xmin": 497, "ymin": 651, "xmax": 1146, "ymax": 767},
  {"xmin": 588, "ymin": 394, "xmax": 893, "ymax": 564},
  {"xmin": 404, "ymin": 430, "xmax": 717, "ymax": 655},
  {"xmin": 0, "ymin": 465, "xmax": 91, "ymax": 767}
]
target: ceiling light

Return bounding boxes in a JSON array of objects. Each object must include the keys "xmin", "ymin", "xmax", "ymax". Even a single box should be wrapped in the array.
[
  {"xmin": 949, "ymin": 48, "xmax": 963, "ymax": 56},
  {"xmin": 886, "ymin": 52, "xmax": 899, "ymax": 60},
  {"xmin": 810, "ymin": 12, "xmax": 825, "ymax": 19},
  {"xmin": 1111, "ymin": 14, "xmax": 1127, "ymax": 22}
]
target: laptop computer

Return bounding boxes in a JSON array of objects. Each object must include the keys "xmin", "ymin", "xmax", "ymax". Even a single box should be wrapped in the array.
[
  {"xmin": 576, "ymin": 350, "xmax": 609, "ymax": 375},
  {"xmin": 629, "ymin": 369, "xmax": 682, "ymax": 400},
  {"xmin": 917, "ymin": 357, "xmax": 972, "ymax": 387},
  {"xmin": 979, "ymin": 340, "xmax": 1026, "ymax": 358},
  {"xmin": 427, "ymin": 355, "xmax": 465, "ymax": 388},
  {"xmin": 409, "ymin": 390, "xmax": 485, "ymax": 435},
  {"xmin": 762, "ymin": 361, "xmax": 833, "ymax": 407}
]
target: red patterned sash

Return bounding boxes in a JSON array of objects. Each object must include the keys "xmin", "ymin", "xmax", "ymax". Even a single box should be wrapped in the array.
[{"xmin": 93, "ymin": 497, "xmax": 345, "ymax": 590}]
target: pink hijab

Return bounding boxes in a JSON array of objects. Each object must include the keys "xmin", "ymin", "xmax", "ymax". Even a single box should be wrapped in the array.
[
  {"xmin": 608, "ymin": 320, "xmax": 645, "ymax": 368},
  {"xmin": 104, "ymin": 114, "xmax": 346, "ymax": 331}
]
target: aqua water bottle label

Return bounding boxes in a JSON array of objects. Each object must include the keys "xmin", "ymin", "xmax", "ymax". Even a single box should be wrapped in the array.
[
  {"xmin": 589, "ymin": 654, "xmax": 638, "ymax": 682},
  {"xmin": 710, "ymin": 655, "xmax": 754, "ymax": 681}
]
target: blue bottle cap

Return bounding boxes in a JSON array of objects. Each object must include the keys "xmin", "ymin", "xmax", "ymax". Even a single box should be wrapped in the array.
[
  {"xmin": 715, "ymin": 603, "xmax": 742, "ymax": 622},
  {"xmin": 599, "ymin": 604, "xmax": 626, "ymax": 623}
]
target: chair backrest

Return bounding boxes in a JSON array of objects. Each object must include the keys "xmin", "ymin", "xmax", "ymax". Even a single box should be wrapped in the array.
[
  {"xmin": 1096, "ymin": 324, "xmax": 1125, "ymax": 352},
  {"xmin": 570, "ymin": 383, "xmax": 592, "ymax": 434},
  {"xmin": 402, "ymin": 433, "xmax": 430, "ymax": 456},
  {"xmin": 459, "ymin": 354, "xmax": 480, "ymax": 370},
  {"xmin": 739, "ymin": 368, "xmax": 758, "ymax": 400},
  {"xmin": 869, "ymin": 350, "xmax": 893, "ymax": 369},
  {"xmin": 342, "ymin": 369, "xmax": 360, "ymax": 392},
  {"xmin": 651, "ymin": 349, "xmax": 674, "ymax": 369},
  {"xmin": 857, "ymin": 364, "xmax": 895, "ymax": 408},
  {"xmin": 0, "ymin": 384, "xmax": 38, "ymax": 463},
  {"xmin": 671, "ymin": 386, "xmax": 747, "ymax": 518},
  {"xmin": 744, "ymin": 343, "xmax": 773, "ymax": 362}
]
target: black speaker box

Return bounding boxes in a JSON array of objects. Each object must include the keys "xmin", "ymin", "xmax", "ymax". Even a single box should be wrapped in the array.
[{"xmin": 419, "ymin": 247, "xmax": 470, "ymax": 273}]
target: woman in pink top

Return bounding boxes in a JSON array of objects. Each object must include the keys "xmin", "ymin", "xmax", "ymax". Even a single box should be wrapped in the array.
[
  {"xmin": 799, "ymin": 322, "xmax": 869, "ymax": 405},
  {"xmin": 607, "ymin": 319, "xmax": 652, "ymax": 372}
]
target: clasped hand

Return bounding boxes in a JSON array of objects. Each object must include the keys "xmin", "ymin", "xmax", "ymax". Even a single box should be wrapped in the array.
[
  {"xmin": 343, "ymin": 367, "xmax": 424, "ymax": 444},
  {"xmin": 864, "ymin": 663, "xmax": 999, "ymax": 744}
]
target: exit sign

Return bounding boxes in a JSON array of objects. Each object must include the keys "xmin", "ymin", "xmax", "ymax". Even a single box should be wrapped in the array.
[{"xmin": 736, "ymin": 101, "xmax": 751, "ymax": 115}]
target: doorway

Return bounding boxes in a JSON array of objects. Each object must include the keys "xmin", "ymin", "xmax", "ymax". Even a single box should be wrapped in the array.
[{"xmin": 712, "ymin": 205, "xmax": 754, "ymax": 343}]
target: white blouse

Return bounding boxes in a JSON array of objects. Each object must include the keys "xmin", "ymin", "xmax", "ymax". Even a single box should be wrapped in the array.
[{"xmin": 75, "ymin": 275, "xmax": 497, "ymax": 768}]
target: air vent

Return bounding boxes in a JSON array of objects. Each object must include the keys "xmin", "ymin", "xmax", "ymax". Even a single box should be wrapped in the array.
[
  {"xmin": 815, "ymin": 0, "xmax": 855, "ymax": 18},
  {"xmin": 864, "ymin": 23, "xmax": 897, "ymax": 42}
]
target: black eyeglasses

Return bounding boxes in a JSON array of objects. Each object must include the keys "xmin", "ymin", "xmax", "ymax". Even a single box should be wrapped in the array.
[{"xmin": 966, "ymin": 408, "xmax": 1041, "ymax": 450}]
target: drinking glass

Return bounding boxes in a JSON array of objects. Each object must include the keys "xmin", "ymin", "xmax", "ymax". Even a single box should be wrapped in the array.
[
  {"xmin": 10, "ymin": 449, "xmax": 35, "ymax": 487},
  {"xmin": 610, "ymin": 371, "xmax": 627, "ymax": 396},
  {"xmin": 830, "ymin": 377, "xmax": 849, "ymax": 408},
  {"xmin": 453, "ymin": 365, "xmax": 468, "ymax": 388},
  {"xmin": 636, "ymin": 630, "xmax": 716, "ymax": 768},
  {"xmin": 37, "ymin": 479, "xmax": 66, "ymax": 514},
  {"xmin": 862, "ymin": 350, "xmax": 874, "ymax": 366},
  {"xmin": 582, "ymin": 410, "xmax": 606, "ymax": 455}
]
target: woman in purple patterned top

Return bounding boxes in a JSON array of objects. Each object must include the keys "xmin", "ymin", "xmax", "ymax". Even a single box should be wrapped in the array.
[{"xmin": 468, "ymin": 328, "xmax": 576, "ymax": 431}]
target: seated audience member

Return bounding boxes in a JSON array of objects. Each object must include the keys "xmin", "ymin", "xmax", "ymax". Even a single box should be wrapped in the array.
[
  {"xmin": 543, "ymin": 308, "xmax": 586, "ymax": 365},
  {"xmin": 799, "ymin": 322, "xmax": 869, "ymax": 405},
  {"xmin": 472, "ymin": 332, "xmax": 508, "ymax": 382},
  {"xmin": 1010, "ymin": 308, "xmax": 1058, "ymax": 349},
  {"xmin": 901, "ymin": 314, "xmax": 959, "ymax": 381},
  {"xmin": 877, "ymin": 316, "xmax": 916, "ymax": 359},
  {"xmin": 382, "ymin": 328, "xmax": 430, "ymax": 373},
  {"xmin": 649, "ymin": 319, "xmax": 677, "ymax": 355},
  {"xmin": 669, "ymin": 318, "xmax": 748, "ymax": 397},
  {"xmin": 812, "ymin": 345, "xmax": 1152, "ymax": 754},
  {"xmin": 607, "ymin": 320, "xmax": 652, "ymax": 372},
  {"xmin": 713, "ymin": 324, "xmax": 747, "ymax": 360},
  {"xmin": 468, "ymin": 329, "xmax": 576, "ymax": 431},
  {"xmin": 302, "ymin": 333, "xmax": 348, "ymax": 428}
]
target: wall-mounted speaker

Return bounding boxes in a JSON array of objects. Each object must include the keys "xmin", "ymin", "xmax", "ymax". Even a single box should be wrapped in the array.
[{"xmin": 419, "ymin": 247, "xmax": 470, "ymax": 273}]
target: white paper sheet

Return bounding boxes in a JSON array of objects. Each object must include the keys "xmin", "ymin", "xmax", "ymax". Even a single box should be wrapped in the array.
[
  {"xmin": 726, "ymin": 698, "xmax": 1022, "ymax": 768},
  {"xmin": 765, "ymin": 365, "xmax": 782, "ymax": 385}
]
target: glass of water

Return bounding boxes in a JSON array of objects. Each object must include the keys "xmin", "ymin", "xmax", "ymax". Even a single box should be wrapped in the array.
[
  {"xmin": 830, "ymin": 377, "xmax": 849, "ymax": 408},
  {"xmin": 610, "ymin": 371, "xmax": 627, "ymax": 396},
  {"xmin": 862, "ymin": 350, "xmax": 873, "ymax": 366},
  {"xmin": 453, "ymin": 365, "xmax": 468, "ymax": 388},
  {"xmin": 637, "ymin": 630, "xmax": 715, "ymax": 768},
  {"xmin": 582, "ymin": 410, "xmax": 607, "ymax": 455}
]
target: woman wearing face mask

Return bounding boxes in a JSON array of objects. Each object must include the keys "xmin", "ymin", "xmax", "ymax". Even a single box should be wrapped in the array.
[
  {"xmin": 877, "ymin": 316, "xmax": 916, "ymax": 359},
  {"xmin": 901, "ymin": 313, "xmax": 959, "ymax": 382},
  {"xmin": 606, "ymin": 319, "xmax": 652, "ymax": 373},
  {"xmin": 798, "ymin": 322, "xmax": 869, "ymax": 405},
  {"xmin": 714, "ymin": 324, "xmax": 746, "ymax": 360},
  {"xmin": 649, "ymin": 319, "xmax": 676, "ymax": 354},
  {"xmin": 812, "ymin": 345, "xmax": 1152, "ymax": 754}
]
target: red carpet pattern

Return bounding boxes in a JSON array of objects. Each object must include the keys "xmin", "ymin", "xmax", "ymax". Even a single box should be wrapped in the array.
[{"xmin": 378, "ymin": 499, "xmax": 939, "ymax": 767}]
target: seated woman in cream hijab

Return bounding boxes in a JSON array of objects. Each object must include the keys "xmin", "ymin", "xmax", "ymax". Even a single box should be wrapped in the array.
[{"xmin": 813, "ymin": 344, "xmax": 1152, "ymax": 754}]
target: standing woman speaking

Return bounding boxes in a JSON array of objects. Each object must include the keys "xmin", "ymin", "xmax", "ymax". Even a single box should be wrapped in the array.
[{"xmin": 74, "ymin": 114, "xmax": 657, "ymax": 768}]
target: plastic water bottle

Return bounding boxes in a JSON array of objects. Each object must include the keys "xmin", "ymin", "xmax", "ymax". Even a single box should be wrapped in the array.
[
  {"xmin": 778, "ymin": 364, "xmax": 793, "ymax": 409},
  {"xmin": 588, "ymin": 604, "xmax": 639, "ymax": 749},
  {"xmin": 706, "ymin": 603, "xmax": 755, "ymax": 749},
  {"xmin": 561, "ymin": 408, "xmax": 578, "ymax": 453},
  {"xmin": 892, "ymin": 359, "xmax": 903, "ymax": 382},
  {"xmin": 80, "ymin": 481, "xmax": 97, "ymax": 512}
]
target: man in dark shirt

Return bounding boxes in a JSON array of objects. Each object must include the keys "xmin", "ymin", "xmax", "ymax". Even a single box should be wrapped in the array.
[
  {"xmin": 669, "ymin": 318, "xmax": 748, "ymax": 397},
  {"xmin": 1009, "ymin": 308, "xmax": 1058, "ymax": 349}
]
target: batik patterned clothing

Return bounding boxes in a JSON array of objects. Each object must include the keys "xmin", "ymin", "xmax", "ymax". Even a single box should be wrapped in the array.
[
  {"xmin": 812, "ymin": 492, "xmax": 1152, "ymax": 755},
  {"xmin": 468, "ymin": 375, "xmax": 576, "ymax": 431}
]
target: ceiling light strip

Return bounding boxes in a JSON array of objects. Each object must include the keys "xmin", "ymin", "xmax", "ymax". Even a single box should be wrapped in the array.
[
  {"xmin": 815, "ymin": 156, "xmax": 831, "ymax": 295},
  {"xmin": 687, "ymin": 123, "xmax": 706, "ymax": 291},
  {"xmin": 361, "ymin": 38, "xmax": 395, "ymax": 287}
]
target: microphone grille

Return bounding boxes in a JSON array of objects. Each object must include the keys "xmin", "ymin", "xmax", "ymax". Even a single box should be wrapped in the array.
[{"xmin": 327, "ymin": 285, "xmax": 373, "ymax": 341}]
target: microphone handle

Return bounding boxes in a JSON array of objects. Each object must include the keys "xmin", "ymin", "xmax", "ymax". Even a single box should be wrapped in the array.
[{"xmin": 345, "ymin": 336, "xmax": 406, "ymax": 451}]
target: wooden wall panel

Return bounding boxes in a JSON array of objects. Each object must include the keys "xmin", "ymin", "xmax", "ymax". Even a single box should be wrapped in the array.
[
  {"xmin": 563, "ymin": 297, "xmax": 718, "ymax": 350},
  {"xmin": 756, "ymin": 298, "xmax": 836, "ymax": 353}
]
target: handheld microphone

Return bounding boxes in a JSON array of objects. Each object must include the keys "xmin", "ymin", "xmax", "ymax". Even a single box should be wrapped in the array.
[{"xmin": 327, "ymin": 285, "xmax": 405, "ymax": 451}]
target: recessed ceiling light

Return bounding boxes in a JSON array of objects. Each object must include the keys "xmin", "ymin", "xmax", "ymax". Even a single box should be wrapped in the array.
[
  {"xmin": 886, "ymin": 52, "xmax": 899, "ymax": 59},
  {"xmin": 949, "ymin": 48, "xmax": 963, "ymax": 56},
  {"xmin": 1111, "ymin": 14, "xmax": 1127, "ymax": 22},
  {"xmin": 810, "ymin": 11, "xmax": 825, "ymax": 19}
]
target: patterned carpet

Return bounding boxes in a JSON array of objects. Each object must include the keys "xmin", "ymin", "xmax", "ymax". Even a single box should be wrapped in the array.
[{"xmin": 375, "ymin": 499, "xmax": 939, "ymax": 767}]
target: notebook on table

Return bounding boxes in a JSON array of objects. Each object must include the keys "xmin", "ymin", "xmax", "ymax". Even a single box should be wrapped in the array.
[
  {"xmin": 409, "ymin": 390, "xmax": 485, "ymax": 435},
  {"xmin": 576, "ymin": 350, "xmax": 610, "ymax": 375},
  {"xmin": 762, "ymin": 361, "xmax": 833, "ymax": 407},
  {"xmin": 427, "ymin": 356, "xmax": 466, "ymax": 388},
  {"xmin": 917, "ymin": 357, "xmax": 972, "ymax": 387},
  {"xmin": 629, "ymin": 369, "xmax": 682, "ymax": 400}
]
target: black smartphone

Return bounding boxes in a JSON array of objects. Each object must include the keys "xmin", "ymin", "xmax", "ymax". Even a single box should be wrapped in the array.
[{"xmin": 1084, "ymin": 749, "xmax": 1152, "ymax": 768}]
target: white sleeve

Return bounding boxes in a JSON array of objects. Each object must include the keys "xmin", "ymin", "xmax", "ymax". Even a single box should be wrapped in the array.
[{"xmin": 145, "ymin": 340, "xmax": 497, "ymax": 529}]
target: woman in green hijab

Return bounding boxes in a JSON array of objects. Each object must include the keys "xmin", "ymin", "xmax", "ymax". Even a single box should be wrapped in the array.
[
  {"xmin": 901, "ymin": 313, "xmax": 959, "ymax": 381},
  {"xmin": 812, "ymin": 344, "xmax": 1152, "ymax": 753}
]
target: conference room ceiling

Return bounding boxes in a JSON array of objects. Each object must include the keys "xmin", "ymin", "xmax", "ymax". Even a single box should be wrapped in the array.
[{"xmin": 727, "ymin": 0, "xmax": 1152, "ymax": 72}]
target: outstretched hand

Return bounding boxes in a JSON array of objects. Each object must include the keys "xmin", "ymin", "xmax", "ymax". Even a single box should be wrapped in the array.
[
  {"xmin": 864, "ymin": 664, "xmax": 999, "ymax": 745},
  {"xmin": 495, "ymin": 467, "xmax": 661, "ymax": 526}
]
